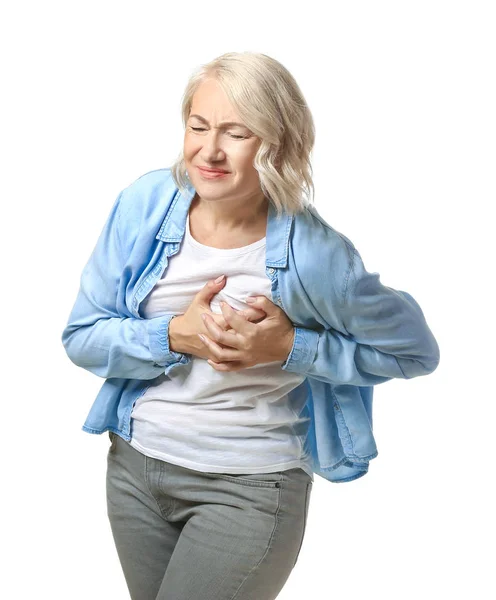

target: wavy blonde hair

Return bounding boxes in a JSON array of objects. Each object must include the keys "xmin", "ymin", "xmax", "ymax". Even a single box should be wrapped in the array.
[{"xmin": 170, "ymin": 52, "xmax": 315, "ymax": 216}]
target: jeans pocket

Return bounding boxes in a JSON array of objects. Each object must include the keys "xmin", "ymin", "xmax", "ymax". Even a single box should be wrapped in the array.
[
  {"xmin": 212, "ymin": 471, "xmax": 283, "ymax": 489},
  {"xmin": 293, "ymin": 481, "xmax": 312, "ymax": 567}
]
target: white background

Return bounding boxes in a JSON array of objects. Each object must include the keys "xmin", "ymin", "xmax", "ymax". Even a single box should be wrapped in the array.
[{"xmin": 2, "ymin": 1, "xmax": 494, "ymax": 598}]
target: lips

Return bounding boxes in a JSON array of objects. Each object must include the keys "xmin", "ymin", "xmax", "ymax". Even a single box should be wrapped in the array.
[
  {"xmin": 197, "ymin": 166, "xmax": 230, "ymax": 180},
  {"xmin": 198, "ymin": 166, "xmax": 229, "ymax": 174}
]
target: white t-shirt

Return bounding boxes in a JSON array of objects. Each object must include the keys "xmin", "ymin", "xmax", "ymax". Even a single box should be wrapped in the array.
[{"xmin": 129, "ymin": 213, "xmax": 314, "ymax": 480}]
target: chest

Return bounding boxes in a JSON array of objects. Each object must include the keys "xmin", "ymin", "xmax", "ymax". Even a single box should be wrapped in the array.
[{"xmin": 139, "ymin": 241, "xmax": 273, "ymax": 318}]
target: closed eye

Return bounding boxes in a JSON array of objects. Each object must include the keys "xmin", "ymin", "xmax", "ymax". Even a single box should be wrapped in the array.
[{"xmin": 190, "ymin": 127, "xmax": 246, "ymax": 140}]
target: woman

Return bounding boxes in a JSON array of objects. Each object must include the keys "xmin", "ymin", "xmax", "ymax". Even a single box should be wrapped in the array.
[{"xmin": 62, "ymin": 52, "xmax": 440, "ymax": 600}]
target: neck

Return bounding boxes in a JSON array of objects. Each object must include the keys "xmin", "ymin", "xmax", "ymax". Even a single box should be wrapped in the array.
[{"xmin": 189, "ymin": 191, "xmax": 269, "ymax": 232}]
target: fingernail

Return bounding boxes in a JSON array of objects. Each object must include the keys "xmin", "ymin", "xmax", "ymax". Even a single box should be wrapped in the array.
[
  {"xmin": 214, "ymin": 275, "xmax": 225, "ymax": 284},
  {"xmin": 201, "ymin": 313, "xmax": 207, "ymax": 321},
  {"xmin": 246, "ymin": 297, "xmax": 256, "ymax": 303}
]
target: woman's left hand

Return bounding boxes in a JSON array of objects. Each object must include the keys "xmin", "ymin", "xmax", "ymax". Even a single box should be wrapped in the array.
[{"xmin": 198, "ymin": 296, "xmax": 295, "ymax": 371}]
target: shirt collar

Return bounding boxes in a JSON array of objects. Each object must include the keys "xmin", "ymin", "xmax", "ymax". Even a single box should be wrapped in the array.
[{"xmin": 156, "ymin": 179, "xmax": 293, "ymax": 269}]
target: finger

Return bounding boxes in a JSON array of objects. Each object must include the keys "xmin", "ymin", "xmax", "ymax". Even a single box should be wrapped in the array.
[
  {"xmin": 240, "ymin": 306, "xmax": 267, "ymax": 322},
  {"xmin": 245, "ymin": 295, "xmax": 277, "ymax": 313},
  {"xmin": 210, "ymin": 307, "xmax": 245, "ymax": 330},
  {"xmin": 219, "ymin": 302, "xmax": 254, "ymax": 335},
  {"xmin": 202, "ymin": 312, "xmax": 245, "ymax": 351},
  {"xmin": 198, "ymin": 333, "xmax": 243, "ymax": 362},
  {"xmin": 207, "ymin": 359, "xmax": 230, "ymax": 371},
  {"xmin": 198, "ymin": 275, "xmax": 227, "ymax": 303},
  {"xmin": 211, "ymin": 314, "xmax": 230, "ymax": 330}
]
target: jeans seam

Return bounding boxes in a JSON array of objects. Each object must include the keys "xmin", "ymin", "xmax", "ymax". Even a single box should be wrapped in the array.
[
  {"xmin": 293, "ymin": 482, "xmax": 311, "ymax": 568},
  {"xmin": 143, "ymin": 456, "xmax": 173, "ymax": 521}
]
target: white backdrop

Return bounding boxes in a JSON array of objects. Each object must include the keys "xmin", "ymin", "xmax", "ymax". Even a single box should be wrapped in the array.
[{"xmin": 2, "ymin": 1, "xmax": 494, "ymax": 598}]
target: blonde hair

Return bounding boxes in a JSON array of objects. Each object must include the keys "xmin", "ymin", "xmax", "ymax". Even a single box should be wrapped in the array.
[{"xmin": 170, "ymin": 51, "xmax": 315, "ymax": 216}]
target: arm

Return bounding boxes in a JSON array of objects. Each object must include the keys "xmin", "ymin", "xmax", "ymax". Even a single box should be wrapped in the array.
[
  {"xmin": 61, "ymin": 190, "xmax": 190, "ymax": 379},
  {"xmin": 282, "ymin": 246, "xmax": 440, "ymax": 386}
]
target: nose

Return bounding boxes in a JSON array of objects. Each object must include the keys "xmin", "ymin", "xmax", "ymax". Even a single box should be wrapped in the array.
[{"xmin": 201, "ymin": 130, "xmax": 226, "ymax": 163}]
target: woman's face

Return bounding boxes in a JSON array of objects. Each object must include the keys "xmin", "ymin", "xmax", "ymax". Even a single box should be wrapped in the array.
[{"xmin": 183, "ymin": 78, "xmax": 263, "ymax": 203}]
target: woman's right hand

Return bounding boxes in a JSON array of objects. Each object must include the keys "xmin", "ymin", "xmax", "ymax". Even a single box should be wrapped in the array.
[{"xmin": 168, "ymin": 276, "xmax": 266, "ymax": 359}]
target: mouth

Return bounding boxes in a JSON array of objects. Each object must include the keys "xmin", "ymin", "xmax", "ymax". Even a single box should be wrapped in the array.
[
  {"xmin": 198, "ymin": 166, "xmax": 229, "ymax": 173},
  {"xmin": 197, "ymin": 166, "xmax": 230, "ymax": 179}
]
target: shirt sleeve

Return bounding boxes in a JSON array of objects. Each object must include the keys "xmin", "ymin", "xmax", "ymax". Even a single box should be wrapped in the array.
[
  {"xmin": 61, "ymin": 190, "xmax": 191, "ymax": 379},
  {"xmin": 281, "ymin": 246, "xmax": 440, "ymax": 386}
]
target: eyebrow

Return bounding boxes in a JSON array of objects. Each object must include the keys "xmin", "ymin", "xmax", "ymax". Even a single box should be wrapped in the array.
[{"xmin": 188, "ymin": 114, "xmax": 247, "ymax": 128}]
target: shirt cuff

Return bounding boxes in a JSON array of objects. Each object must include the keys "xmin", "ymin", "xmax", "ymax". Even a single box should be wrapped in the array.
[
  {"xmin": 148, "ymin": 314, "xmax": 191, "ymax": 369},
  {"xmin": 281, "ymin": 326, "xmax": 319, "ymax": 374}
]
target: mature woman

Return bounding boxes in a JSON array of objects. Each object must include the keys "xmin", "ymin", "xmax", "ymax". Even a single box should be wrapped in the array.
[{"xmin": 62, "ymin": 52, "xmax": 439, "ymax": 600}]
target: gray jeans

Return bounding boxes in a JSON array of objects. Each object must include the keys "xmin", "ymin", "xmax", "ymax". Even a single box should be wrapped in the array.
[{"xmin": 106, "ymin": 431, "xmax": 313, "ymax": 600}]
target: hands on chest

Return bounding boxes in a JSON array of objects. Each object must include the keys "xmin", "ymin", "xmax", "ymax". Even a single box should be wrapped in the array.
[{"xmin": 168, "ymin": 275, "xmax": 295, "ymax": 371}]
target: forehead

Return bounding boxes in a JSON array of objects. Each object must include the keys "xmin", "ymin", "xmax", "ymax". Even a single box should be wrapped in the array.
[{"xmin": 190, "ymin": 79, "xmax": 244, "ymax": 124}]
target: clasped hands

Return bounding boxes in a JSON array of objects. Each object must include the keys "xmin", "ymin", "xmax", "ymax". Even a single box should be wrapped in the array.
[
  {"xmin": 169, "ymin": 275, "xmax": 295, "ymax": 372},
  {"xmin": 199, "ymin": 296, "xmax": 295, "ymax": 371}
]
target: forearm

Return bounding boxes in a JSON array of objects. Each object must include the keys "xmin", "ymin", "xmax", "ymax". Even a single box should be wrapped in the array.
[
  {"xmin": 62, "ymin": 313, "xmax": 190, "ymax": 379},
  {"xmin": 282, "ymin": 322, "xmax": 440, "ymax": 386},
  {"xmin": 284, "ymin": 244, "xmax": 441, "ymax": 385}
]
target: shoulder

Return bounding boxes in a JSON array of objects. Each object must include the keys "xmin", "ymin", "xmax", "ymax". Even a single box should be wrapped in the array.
[
  {"xmin": 117, "ymin": 168, "xmax": 177, "ymax": 219},
  {"xmin": 295, "ymin": 203, "xmax": 356, "ymax": 253},
  {"xmin": 292, "ymin": 203, "xmax": 357, "ymax": 296}
]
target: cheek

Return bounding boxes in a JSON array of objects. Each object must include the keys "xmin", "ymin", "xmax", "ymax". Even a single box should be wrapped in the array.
[
  {"xmin": 183, "ymin": 136, "xmax": 200, "ymax": 158},
  {"xmin": 232, "ymin": 145, "xmax": 259, "ymax": 170}
]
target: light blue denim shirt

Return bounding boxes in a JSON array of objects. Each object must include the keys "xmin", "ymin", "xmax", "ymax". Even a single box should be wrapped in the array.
[{"xmin": 61, "ymin": 168, "xmax": 440, "ymax": 483}]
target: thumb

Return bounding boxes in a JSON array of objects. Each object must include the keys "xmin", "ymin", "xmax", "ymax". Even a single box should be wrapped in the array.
[{"xmin": 198, "ymin": 275, "xmax": 226, "ymax": 302}]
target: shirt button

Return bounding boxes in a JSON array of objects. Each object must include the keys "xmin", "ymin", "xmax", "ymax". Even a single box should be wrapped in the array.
[{"xmin": 268, "ymin": 268, "xmax": 275, "ymax": 274}]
